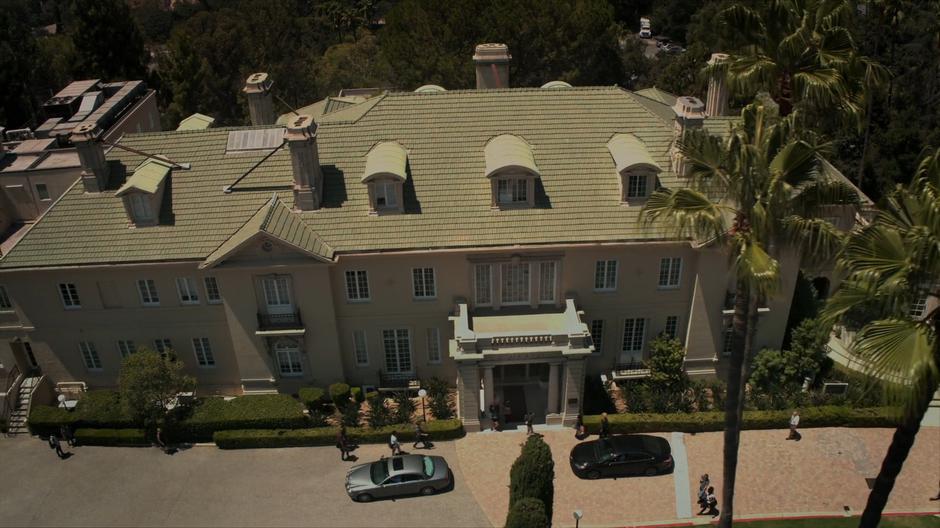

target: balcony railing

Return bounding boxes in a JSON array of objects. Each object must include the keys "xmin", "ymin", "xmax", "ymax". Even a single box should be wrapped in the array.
[
  {"xmin": 378, "ymin": 370, "xmax": 419, "ymax": 389},
  {"xmin": 257, "ymin": 310, "xmax": 304, "ymax": 331},
  {"xmin": 611, "ymin": 359, "xmax": 651, "ymax": 380}
]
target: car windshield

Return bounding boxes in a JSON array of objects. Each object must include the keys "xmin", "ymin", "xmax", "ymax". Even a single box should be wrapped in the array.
[
  {"xmin": 370, "ymin": 460, "xmax": 390, "ymax": 485},
  {"xmin": 422, "ymin": 456, "xmax": 434, "ymax": 477}
]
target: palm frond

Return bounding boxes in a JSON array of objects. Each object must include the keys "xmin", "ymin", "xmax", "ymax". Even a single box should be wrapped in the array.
[
  {"xmin": 641, "ymin": 188, "xmax": 730, "ymax": 242},
  {"xmin": 734, "ymin": 237, "xmax": 781, "ymax": 295},
  {"xmin": 769, "ymin": 140, "xmax": 820, "ymax": 188},
  {"xmin": 780, "ymin": 215, "xmax": 846, "ymax": 264},
  {"xmin": 792, "ymin": 67, "xmax": 847, "ymax": 107}
]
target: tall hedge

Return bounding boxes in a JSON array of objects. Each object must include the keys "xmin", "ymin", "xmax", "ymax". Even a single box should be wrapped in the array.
[
  {"xmin": 505, "ymin": 497, "xmax": 548, "ymax": 528},
  {"xmin": 509, "ymin": 435, "xmax": 555, "ymax": 523},
  {"xmin": 167, "ymin": 395, "xmax": 307, "ymax": 442}
]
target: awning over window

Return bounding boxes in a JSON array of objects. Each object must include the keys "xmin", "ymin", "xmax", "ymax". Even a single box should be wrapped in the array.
[
  {"xmin": 361, "ymin": 141, "xmax": 408, "ymax": 183},
  {"xmin": 115, "ymin": 158, "xmax": 172, "ymax": 196},
  {"xmin": 606, "ymin": 133, "xmax": 661, "ymax": 173},
  {"xmin": 484, "ymin": 134, "xmax": 539, "ymax": 178}
]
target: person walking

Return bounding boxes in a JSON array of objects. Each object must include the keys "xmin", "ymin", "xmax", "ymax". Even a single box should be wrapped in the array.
[
  {"xmin": 389, "ymin": 431, "xmax": 402, "ymax": 455},
  {"xmin": 524, "ymin": 412, "xmax": 534, "ymax": 435},
  {"xmin": 705, "ymin": 486, "xmax": 719, "ymax": 517},
  {"xmin": 336, "ymin": 425, "xmax": 351, "ymax": 460},
  {"xmin": 599, "ymin": 412, "xmax": 611, "ymax": 438},
  {"xmin": 60, "ymin": 424, "xmax": 75, "ymax": 447},
  {"xmin": 488, "ymin": 402, "xmax": 500, "ymax": 431},
  {"xmin": 49, "ymin": 434, "xmax": 68, "ymax": 459},
  {"xmin": 696, "ymin": 474, "xmax": 710, "ymax": 514},
  {"xmin": 787, "ymin": 410, "xmax": 801, "ymax": 440},
  {"xmin": 413, "ymin": 422, "xmax": 431, "ymax": 449}
]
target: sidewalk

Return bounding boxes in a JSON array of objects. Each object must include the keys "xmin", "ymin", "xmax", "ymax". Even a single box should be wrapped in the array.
[{"xmin": 454, "ymin": 426, "xmax": 940, "ymax": 527}]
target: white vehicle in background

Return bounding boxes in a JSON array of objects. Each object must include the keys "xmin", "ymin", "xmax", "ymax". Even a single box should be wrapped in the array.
[{"xmin": 639, "ymin": 17, "xmax": 652, "ymax": 38}]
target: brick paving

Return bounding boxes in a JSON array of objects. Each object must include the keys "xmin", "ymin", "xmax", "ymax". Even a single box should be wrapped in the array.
[{"xmin": 455, "ymin": 426, "xmax": 940, "ymax": 527}]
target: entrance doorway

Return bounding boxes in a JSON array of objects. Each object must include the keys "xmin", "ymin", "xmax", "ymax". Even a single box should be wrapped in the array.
[{"xmin": 493, "ymin": 363, "xmax": 550, "ymax": 426}]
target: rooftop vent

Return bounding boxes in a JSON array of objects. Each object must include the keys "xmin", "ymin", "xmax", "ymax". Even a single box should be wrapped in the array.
[
  {"xmin": 541, "ymin": 81, "xmax": 572, "ymax": 89},
  {"xmin": 473, "ymin": 43, "xmax": 511, "ymax": 90},
  {"xmin": 226, "ymin": 129, "xmax": 283, "ymax": 153},
  {"xmin": 414, "ymin": 84, "xmax": 447, "ymax": 93}
]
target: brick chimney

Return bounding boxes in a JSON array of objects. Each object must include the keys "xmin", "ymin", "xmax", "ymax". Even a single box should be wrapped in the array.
[
  {"xmin": 284, "ymin": 114, "xmax": 322, "ymax": 211},
  {"xmin": 71, "ymin": 123, "xmax": 110, "ymax": 192},
  {"xmin": 243, "ymin": 72, "xmax": 275, "ymax": 126},
  {"xmin": 705, "ymin": 53, "xmax": 730, "ymax": 117},
  {"xmin": 671, "ymin": 96, "xmax": 706, "ymax": 176},
  {"xmin": 473, "ymin": 44, "xmax": 511, "ymax": 89}
]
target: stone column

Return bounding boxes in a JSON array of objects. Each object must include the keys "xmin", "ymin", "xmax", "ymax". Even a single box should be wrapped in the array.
[
  {"xmin": 457, "ymin": 363, "xmax": 482, "ymax": 432},
  {"xmin": 547, "ymin": 362, "xmax": 561, "ymax": 414},
  {"xmin": 705, "ymin": 53, "xmax": 730, "ymax": 117},
  {"xmin": 561, "ymin": 358, "xmax": 586, "ymax": 426},
  {"xmin": 483, "ymin": 365, "xmax": 495, "ymax": 412}
]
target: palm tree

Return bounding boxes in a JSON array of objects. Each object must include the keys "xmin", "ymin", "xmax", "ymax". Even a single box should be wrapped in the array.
[
  {"xmin": 643, "ymin": 101, "xmax": 859, "ymax": 528},
  {"xmin": 821, "ymin": 147, "xmax": 940, "ymax": 528},
  {"xmin": 712, "ymin": 0, "xmax": 887, "ymax": 125}
]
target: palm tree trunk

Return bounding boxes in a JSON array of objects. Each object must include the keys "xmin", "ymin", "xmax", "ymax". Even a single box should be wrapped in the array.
[
  {"xmin": 718, "ymin": 281, "xmax": 755, "ymax": 528},
  {"xmin": 857, "ymin": 313, "xmax": 940, "ymax": 528}
]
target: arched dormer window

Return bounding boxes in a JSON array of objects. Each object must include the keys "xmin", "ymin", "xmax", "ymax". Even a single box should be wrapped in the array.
[
  {"xmin": 484, "ymin": 134, "xmax": 539, "ymax": 209},
  {"xmin": 114, "ymin": 158, "xmax": 171, "ymax": 227},
  {"xmin": 606, "ymin": 133, "xmax": 662, "ymax": 205},
  {"xmin": 361, "ymin": 142, "xmax": 407, "ymax": 215}
]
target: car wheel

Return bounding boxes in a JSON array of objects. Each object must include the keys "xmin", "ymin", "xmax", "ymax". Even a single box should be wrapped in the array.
[
  {"xmin": 356, "ymin": 493, "xmax": 374, "ymax": 503},
  {"xmin": 420, "ymin": 486, "xmax": 436, "ymax": 496},
  {"xmin": 586, "ymin": 470, "xmax": 601, "ymax": 480},
  {"xmin": 644, "ymin": 467, "xmax": 658, "ymax": 477}
]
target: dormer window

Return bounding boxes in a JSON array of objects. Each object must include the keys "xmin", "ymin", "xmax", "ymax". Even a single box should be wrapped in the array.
[
  {"xmin": 485, "ymin": 134, "xmax": 539, "ymax": 209},
  {"xmin": 114, "ymin": 158, "xmax": 172, "ymax": 227},
  {"xmin": 606, "ymin": 133, "xmax": 662, "ymax": 205},
  {"xmin": 362, "ymin": 142, "xmax": 407, "ymax": 215}
]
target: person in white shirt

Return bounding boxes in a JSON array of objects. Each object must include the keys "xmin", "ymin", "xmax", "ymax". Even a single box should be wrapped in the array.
[
  {"xmin": 787, "ymin": 410, "xmax": 801, "ymax": 440},
  {"xmin": 389, "ymin": 432, "xmax": 402, "ymax": 455}
]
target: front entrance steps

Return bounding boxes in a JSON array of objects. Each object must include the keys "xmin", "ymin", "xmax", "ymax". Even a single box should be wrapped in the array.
[
  {"xmin": 7, "ymin": 376, "xmax": 41, "ymax": 436},
  {"xmin": 474, "ymin": 423, "xmax": 570, "ymax": 434}
]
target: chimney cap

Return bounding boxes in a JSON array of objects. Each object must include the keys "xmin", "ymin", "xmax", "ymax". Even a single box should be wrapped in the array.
[
  {"xmin": 243, "ymin": 72, "xmax": 273, "ymax": 94},
  {"xmin": 285, "ymin": 114, "xmax": 317, "ymax": 141},
  {"xmin": 672, "ymin": 96, "xmax": 706, "ymax": 119},
  {"xmin": 473, "ymin": 43, "xmax": 511, "ymax": 63},
  {"xmin": 70, "ymin": 122, "xmax": 102, "ymax": 142},
  {"xmin": 708, "ymin": 53, "xmax": 730, "ymax": 65}
]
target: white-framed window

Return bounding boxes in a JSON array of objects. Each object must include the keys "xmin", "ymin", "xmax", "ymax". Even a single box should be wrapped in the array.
[
  {"xmin": 79, "ymin": 342, "xmax": 102, "ymax": 370},
  {"xmin": 474, "ymin": 264, "xmax": 493, "ymax": 306},
  {"xmin": 594, "ymin": 260, "xmax": 617, "ymax": 291},
  {"xmin": 274, "ymin": 341, "xmax": 303, "ymax": 376},
  {"xmin": 590, "ymin": 319, "xmax": 604, "ymax": 354},
  {"xmin": 262, "ymin": 276, "xmax": 292, "ymax": 311},
  {"xmin": 910, "ymin": 294, "xmax": 928, "ymax": 318},
  {"xmin": 204, "ymin": 277, "xmax": 222, "ymax": 304},
  {"xmin": 382, "ymin": 329, "xmax": 412, "ymax": 373},
  {"xmin": 658, "ymin": 257, "xmax": 682, "ymax": 288},
  {"xmin": 129, "ymin": 193, "xmax": 153, "ymax": 221},
  {"xmin": 539, "ymin": 262, "xmax": 556, "ymax": 304},
  {"xmin": 412, "ymin": 267, "xmax": 436, "ymax": 299},
  {"xmin": 117, "ymin": 340, "xmax": 137, "ymax": 358},
  {"xmin": 353, "ymin": 330, "xmax": 369, "ymax": 366},
  {"xmin": 154, "ymin": 338, "xmax": 173, "ymax": 358},
  {"xmin": 664, "ymin": 315, "xmax": 679, "ymax": 339},
  {"xmin": 622, "ymin": 318, "xmax": 646, "ymax": 353},
  {"xmin": 192, "ymin": 337, "xmax": 215, "ymax": 367},
  {"xmin": 722, "ymin": 325, "xmax": 734, "ymax": 356},
  {"xmin": 58, "ymin": 283, "xmax": 81, "ymax": 309},
  {"xmin": 375, "ymin": 181, "xmax": 398, "ymax": 209},
  {"xmin": 626, "ymin": 173, "xmax": 648, "ymax": 198},
  {"xmin": 427, "ymin": 327, "xmax": 441, "ymax": 364},
  {"xmin": 176, "ymin": 277, "xmax": 200, "ymax": 304},
  {"xmin": 137, "ymin": 279, "xmax": 160, "ymax": 306},
  {"xmin": 500, "ymin": 263, "xmax": 530, "ymax": 305},
  {"xmin": 345, "ymin": 270, "xmax": 370, "ymax": 301},
  {"xmin": 496, "ymin": 177, "xmax": 527, "ymax": 204},
  {"xmin": 36, "ymin": 183, "xmax": 50, "ymax": 201},
  {"xmin": 0, "ymin": 285, "xmax": 12, "ymax": 310}
]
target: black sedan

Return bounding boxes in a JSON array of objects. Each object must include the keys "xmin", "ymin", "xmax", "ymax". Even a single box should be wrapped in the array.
[{"xmin": 569, "ymin": 435, "xmax": 673, "ymax": 479}]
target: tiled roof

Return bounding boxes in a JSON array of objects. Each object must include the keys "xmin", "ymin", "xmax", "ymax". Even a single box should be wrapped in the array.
[
  {"xmin": 200, "ymin": 194, "xmax": 333, "ymax": 268},
  {"xmin": 0, "ymin": 86, "xmax": 697, "ymax": 268},
  {"xmin": 114, "ymin": 158, "xmax": 172, "ymax": 196}
]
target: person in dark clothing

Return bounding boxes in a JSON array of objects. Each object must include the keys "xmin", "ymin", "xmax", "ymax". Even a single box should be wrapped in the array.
[
  {"xmin": 575, "ymin": 414, "xmax": 587, "ymax": 440},
  {"xmin": 696, "ymin": 474, "xmax": 710, "ymax": 514},
  {"xmin": 488, "ymin": 402, "xmax": 500, "ymax": 431},
  {"xmin": 49, "ymin": 434, "xmax": 68, "ymax": 459},
  {"xmin": 60, "ymin": 424, "xmax": 75, "ymax": 447},
  {"xmin": 705, "ymin": 486, "xmax": 719, "ymax": 517},
  {"xmin": 413, "ymin": 422, "xmax": 432, "ymax": 449},
  {"xmin": 599, "ymin": 412, "xmax": 611, "ymax": 438},
  {"xmin": 524, "ymin": 412, "xmax": 534, "ymax": 435},
  {"xmin": 336, "ymin": 425, "xmax": 351, "ymax": 460}
]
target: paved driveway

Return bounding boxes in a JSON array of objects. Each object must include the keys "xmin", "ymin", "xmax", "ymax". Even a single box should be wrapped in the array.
[{"xmin": 0, "ymin": 438, "xmax": 489, "ymax": 527}]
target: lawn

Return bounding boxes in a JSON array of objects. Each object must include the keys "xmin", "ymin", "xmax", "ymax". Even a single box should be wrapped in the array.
[{"xmin": 734, "ymin": 515, "xmax": 940, "ymax": 528}]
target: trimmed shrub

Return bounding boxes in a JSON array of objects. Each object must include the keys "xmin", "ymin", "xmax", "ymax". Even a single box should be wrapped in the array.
[
  {"xmin": 28, "ymin": 405, "xmax": 77, "ymax": 436},
  {"xmin": 329, "ymin": 383, "xmax": 352, "ymax": 408},
  {"xmin": 425, "ymin": 377, "xmax": 455, "ymax": 420},
  {"xmin": 298, "ymin": 387, "xmax": 329, "ymax": 411},
  {"xmin": 367, "ymin": 394, "xmax": 395, "ymax": 428},
  {"xmin": 75, "ymin": 428, "xmax": 149, "ymax": 446},
  {"xmin": 351, "ymin": 387, "xmax": 364, "ymax": 403},
  {"xmin": 393, "ymin": 391, "xmax": 415, "ymax": 423},
  {"xmin": 214, "ymin": 419, "xmax": 464, "ymax": 449},
  {"xmin": 168, "ymin": 395, "xmax": 307, "ymax": 442},
  {"xmin": 341, "ymin": 401, "xmax": 361, "ymax": 427},
  {"xmin": 505, "ymin": 497, "xmax": 548, "ymax": 528},
  {"xmin": 75, "ymin": 390, "xmax": 138, "ymax": 428},
  {"xmin": 509, "ymin": 435, "xmax": 554, "ymax": 522},
  {"xmin": 582, "ymin": 406, "xmax": 899, "ymax": 434}
]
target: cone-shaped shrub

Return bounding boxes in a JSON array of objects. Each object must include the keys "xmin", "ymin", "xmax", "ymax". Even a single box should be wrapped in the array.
[{"xmin": 505, "ymin": 497, "xmax": 548, "ymax": 528}]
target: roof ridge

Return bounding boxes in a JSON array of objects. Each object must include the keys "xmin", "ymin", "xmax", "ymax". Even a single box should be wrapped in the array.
[
  {"xmin": 387, "ymin": 85, "xmax": 623, "ymax": 96},
  {"xmin": 259, "ymin": 193, "xmax": 282, "ymax": 231}
]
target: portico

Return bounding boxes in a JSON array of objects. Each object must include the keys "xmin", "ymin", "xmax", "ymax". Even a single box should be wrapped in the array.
[{"xmin": 449, "ymin": 299, "xmax": 593, "ymax": 431}]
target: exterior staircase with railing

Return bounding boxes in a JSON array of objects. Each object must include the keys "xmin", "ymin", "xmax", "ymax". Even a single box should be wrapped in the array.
[{"xmin": 6, "ymin": 376, "xmax": 41, "ymax": 436}]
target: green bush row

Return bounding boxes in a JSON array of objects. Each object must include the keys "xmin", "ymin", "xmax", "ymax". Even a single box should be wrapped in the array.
[
  {"xmin": 582, "ymin": 406, "xmax": 899, "ymax": 434},
  {"xmin": 297, "ymin": 387, "xmax": 327, "ymax": 410},
  {"xmin": 28, "ymin": 390, "xmax": 138, "ymax": 436},
  {"xmin": 214, "ymin": 419, "xmax": 464, "ymax": 449},
  {"xmin": 75, "ymin": 428, "xmax": 150, "ymax": 447},
  {"xmin": 167, "ymin": 395, "xmax": 308, "ymax": 443}
]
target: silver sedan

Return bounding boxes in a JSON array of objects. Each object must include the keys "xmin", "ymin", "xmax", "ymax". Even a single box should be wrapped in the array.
[{"xmin": 345, "ymin": 455, "xmax": 452, "ymax": 502}]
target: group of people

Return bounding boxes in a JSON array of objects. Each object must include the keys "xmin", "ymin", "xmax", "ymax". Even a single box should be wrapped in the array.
[
  {"xmin": 487, "ymin": 400, "xmax": 540, "ymax": 435},
  {"xmin": 47, "ymin": 424, "xmax": 75, "ymax": 459},
  {"xmin": 334, "ymin": 422, "xmax": 435, "ymax": 461},
  {"xmin": 697, "ymin": 474, "xmax": 719, "ymax": 517}
]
